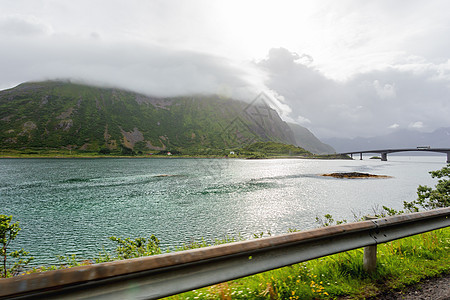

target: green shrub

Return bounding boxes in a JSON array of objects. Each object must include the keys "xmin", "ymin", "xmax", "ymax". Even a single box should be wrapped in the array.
[
  {"xmin": 405, "ymin": 164, "xmax": 450, "ymax": 211},
  {"xmin": 0, "ymin": 215, "xmax": 34, "ymax": 278},
  {"xmin": 96, "ymin": 235, "xmax": 162, "ymax": 262}
]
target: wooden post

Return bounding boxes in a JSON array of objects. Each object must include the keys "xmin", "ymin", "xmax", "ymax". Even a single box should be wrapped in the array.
[{"xmin": 363, "ymin": 216, "xmax": 378, "ymax": 272}]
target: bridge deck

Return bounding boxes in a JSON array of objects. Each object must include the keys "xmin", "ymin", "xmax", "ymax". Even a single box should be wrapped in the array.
[
  {"xmin": 338, "ymin": 148, "xmax": 450, "ymax": 163},
  {"xmin": 340, "ymin": 148, "xmax": 450, "ymax": 155}
]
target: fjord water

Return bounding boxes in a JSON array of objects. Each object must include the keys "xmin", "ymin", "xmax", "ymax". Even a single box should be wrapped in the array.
[{"xmin": 0, "ymin": 156, "xmax": 446, "ymax": 265}]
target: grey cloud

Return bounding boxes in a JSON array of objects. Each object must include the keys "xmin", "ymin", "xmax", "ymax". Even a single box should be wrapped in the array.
[
  {"xmin": 0, "ymin": 33, "xmax": 263, "ymax": 99},
  {"xmin": 1, "ymin": 19, "xmax": 449, "ymax": 141},
  {"xmin": 258, "ymin": 48, "xmax": 450, "ymax": 139},
  {"xmin": 1, "ymin": 1, "xmax": 450, "ymax": 142},
  {"xmin": 2, "ymin": 35, "xmax": 449, "ymax": 140},
  {"xmin": 0, "ymin": 15, "xmax": 51, "ymax": 36}
]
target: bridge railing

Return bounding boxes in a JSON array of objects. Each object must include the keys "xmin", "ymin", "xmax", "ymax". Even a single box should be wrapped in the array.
[
  {"xmin": 1, "ymin": 207, "xmax": 449, "ymax": 299},
  {"xmin": 338, "ymin": 148, "xmax": 450, "ymax": 163}
]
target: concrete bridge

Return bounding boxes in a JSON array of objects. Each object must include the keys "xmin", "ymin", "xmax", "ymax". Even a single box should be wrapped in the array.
[{"xmin": 340, "ymin": 147, "xmax": 450, "ymax": 163}]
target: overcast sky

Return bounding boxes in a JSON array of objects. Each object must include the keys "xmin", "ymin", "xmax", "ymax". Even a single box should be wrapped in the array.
[{"xmin": 1, "ymin": 0, "xmax": 450, "ymax": 139}]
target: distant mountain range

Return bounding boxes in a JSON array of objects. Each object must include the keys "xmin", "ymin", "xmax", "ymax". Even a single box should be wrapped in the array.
[
  {"xmin": 323, "ymin": 128, "xmax": 450, "ymax": 153},
  {"xmin": 0, "ymin": 81, "xmax": 334, "ymax": 154}
]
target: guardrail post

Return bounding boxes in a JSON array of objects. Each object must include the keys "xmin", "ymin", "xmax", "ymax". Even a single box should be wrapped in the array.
[{"xmin": 363, "ymin": 216, "xmax": 378, "ymax": 273}]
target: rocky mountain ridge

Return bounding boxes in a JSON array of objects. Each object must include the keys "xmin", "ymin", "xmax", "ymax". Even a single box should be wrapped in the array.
[{"xmin": 0, "ymin": 81, "xmax": 334, "ymax": 154}]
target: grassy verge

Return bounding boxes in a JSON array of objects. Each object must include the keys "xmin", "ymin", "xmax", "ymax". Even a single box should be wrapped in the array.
[
  {"xmin": 0, "ymin": 149, "xmax": 349, "ymax": 160},
  {"xmin": 165, "ymin": 228, "xmax": 449, "ymax": 299},
  {"xmin": 0, "ymin": 141, "xmax": 350, "ymax": 159},
  {"xmin": 0, "ymin": 149, "xmax": 223, "ymax": 158}
]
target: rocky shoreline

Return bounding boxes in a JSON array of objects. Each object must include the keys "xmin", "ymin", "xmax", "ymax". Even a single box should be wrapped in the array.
[{"xmin": 322, "ymin": 172, "xmax": 392, "ymax": 179}]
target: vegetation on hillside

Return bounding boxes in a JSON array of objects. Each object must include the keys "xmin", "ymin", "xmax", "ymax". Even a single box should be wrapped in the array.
[
  {"xmin": 0, "ymin": 141, "xmax": 317, "ymax": 158},
  {"xmin": 0, "ymin": 81, "xmax": 300, "ymax": 155},
  {"xmin": 243, "ymin": 141, "xmax": 311, "ymax": 157},
  {"xmin": 288, "ymin": 122, "xmax": 336, "ymax": 155}
]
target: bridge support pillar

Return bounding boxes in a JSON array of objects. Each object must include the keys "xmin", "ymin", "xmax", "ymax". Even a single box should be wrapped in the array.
[
  {"xmin": 447, "ymin": 152, "xmax": 450, "ymax": 164},
  {"xmin": 360, "ymin": 153, "xmax": 363, "ymax": 160},
  {"xmin": 381, "ymin": 152, "xmax": 387, "ymax": 161}
]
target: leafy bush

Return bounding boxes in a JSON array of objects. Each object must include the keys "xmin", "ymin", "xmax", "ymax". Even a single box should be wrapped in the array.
[
  {"xmin": 243, "ymin": 141, "xmax": 310, "ymax": 156},
  {"xmin": 120, "ymin": 145, "xmax": 135, "ymax": 156},
  {"xmin": 404, "ymin": 164, "xmax": 449, "ymax": 211},
  {"xmin": 0, "ymin": 215, "xmax": 34, "ymax": 278},
  {"xmin": 377, "ymin": 164, "xmax": 450, "ymax": 216},
  {"xmin": 246, "ymin": 152, "xmax": 267, "ymax": 159},
  {"xmin": 96, "ymin": 235, "xmax": 162, "ymax": 262},
  {"xmin": 98, "ymin": 147, "xmax": 111, "ymax": 154}
]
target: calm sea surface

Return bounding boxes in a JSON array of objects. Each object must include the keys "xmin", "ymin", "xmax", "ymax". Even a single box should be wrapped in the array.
[{"xmin": 0, "ymin": 156, "xmax": 446, "ymax": 265}]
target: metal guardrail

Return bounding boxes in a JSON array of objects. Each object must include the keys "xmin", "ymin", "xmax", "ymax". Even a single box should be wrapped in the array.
[{"xmin": 1, "ymin": 207, "xmax": 449, "ymax": 299}]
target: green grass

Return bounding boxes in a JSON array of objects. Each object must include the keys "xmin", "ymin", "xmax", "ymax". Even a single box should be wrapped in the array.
[
  {"xmin": 0, "ymin": 148, "xmax": 133, "ymax": 158},
  {"xmin": 165, "ymin": 228, "xmax": 449, "ymax": 299}
]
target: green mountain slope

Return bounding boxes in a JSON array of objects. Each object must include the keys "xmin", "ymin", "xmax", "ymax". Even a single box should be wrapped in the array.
[
  {"xmin": 0, "ymin": 81, "xmax": 303, "ymax": 154},
  {"xmin": 288, "ymin": 123, "xmax": 336, "ymax": 154}
]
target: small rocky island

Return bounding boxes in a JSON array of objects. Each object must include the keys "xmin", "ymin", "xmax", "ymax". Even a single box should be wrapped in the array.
[{"xmin": 322, "ymin": 172, "xmax": 391, "ymax": 179}]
